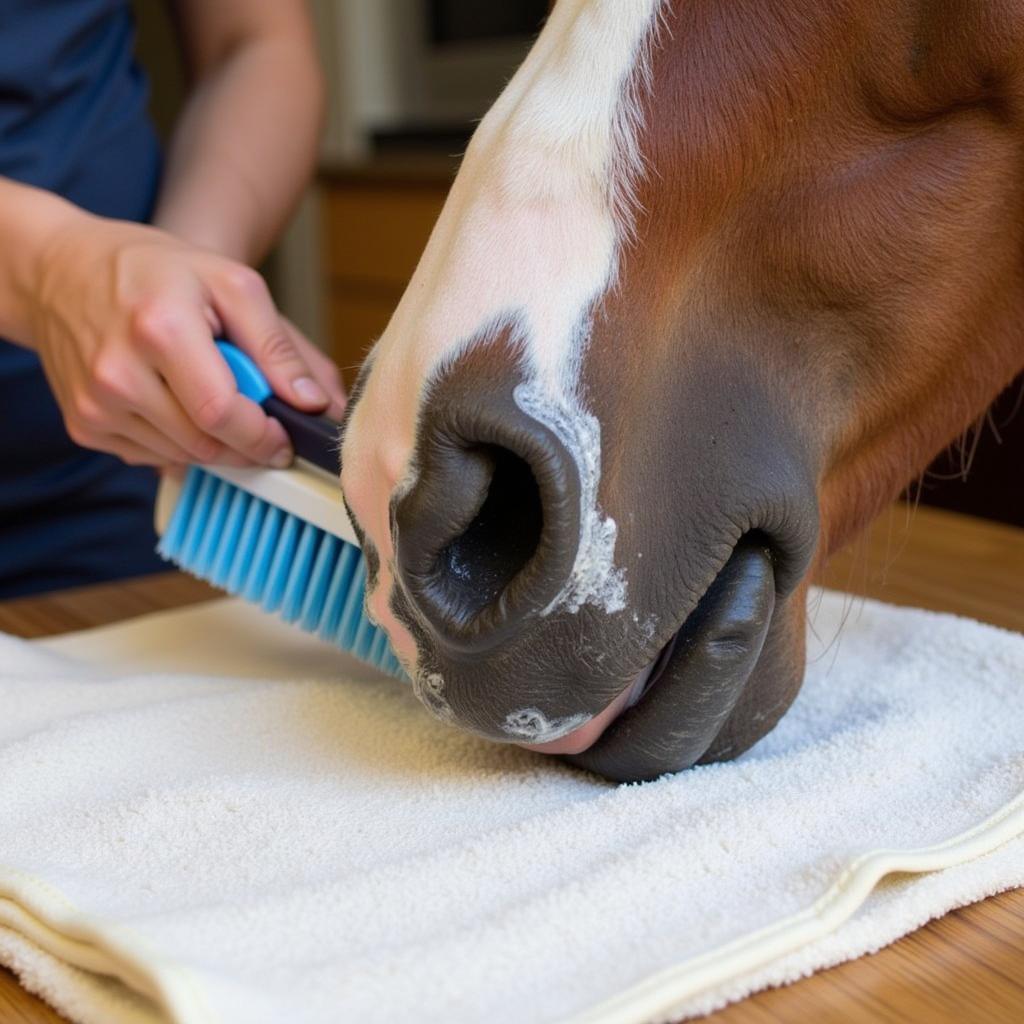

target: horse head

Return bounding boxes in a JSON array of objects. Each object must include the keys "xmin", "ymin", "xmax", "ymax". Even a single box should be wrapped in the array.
[{"xmin": 340, "ymin": 0, "xmax": 1024, "ymax": 781}]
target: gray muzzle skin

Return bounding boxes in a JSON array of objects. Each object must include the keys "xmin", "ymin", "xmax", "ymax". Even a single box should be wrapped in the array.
[{"xmin": 343, "ymin": 337, "xmax": 820, "ymax": 783}]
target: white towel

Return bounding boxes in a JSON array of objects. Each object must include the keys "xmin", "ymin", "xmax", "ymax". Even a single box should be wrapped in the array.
[{"xmin": 0, "ymin": 591, "xmax": 1021, "ymax": 1024}]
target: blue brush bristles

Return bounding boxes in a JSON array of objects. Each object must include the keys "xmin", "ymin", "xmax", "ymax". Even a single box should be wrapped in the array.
[{"xmin": 158, "ymin": 466, "xmax": 406, "ymax": 679}]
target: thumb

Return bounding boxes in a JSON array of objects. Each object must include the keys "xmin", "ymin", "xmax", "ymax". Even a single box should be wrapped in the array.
[{"xmin": 210, "ymin": 264, "xmax": 328, "ymax": 412}]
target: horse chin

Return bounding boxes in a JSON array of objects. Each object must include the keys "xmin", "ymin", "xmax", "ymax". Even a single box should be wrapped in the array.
[{"xmin": 522, "ymin": 538, "xmax": 778, "ymax": 782}]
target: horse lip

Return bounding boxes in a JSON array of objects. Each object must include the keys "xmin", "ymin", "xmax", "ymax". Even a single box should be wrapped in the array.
[
  {"xmin": 562, "ymin": 539, "xmax": 777, "ymax": 782},
  {"xmin": 518, "ymin": 540, "xmax": 761, "ymax": 758},
  {"xmin": 516, "ymin": 631, "xmax": 679, "ymax": 755},
  {"xmin": 517, "ymin": 590, "xmax": 699, "ymax": 755},
  {"xmin": 627, "ymin": 627, "xmax": 682, "ymax": 708}
]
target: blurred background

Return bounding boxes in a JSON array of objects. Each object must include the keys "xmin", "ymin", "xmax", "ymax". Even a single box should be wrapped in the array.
[
  {"xmin": 132, "ymin": 0, "xmax": 1021, "ymax": 529},
  {"xmin": 133, "ymin": 0, "xmax": 546, "ymax": 384}
]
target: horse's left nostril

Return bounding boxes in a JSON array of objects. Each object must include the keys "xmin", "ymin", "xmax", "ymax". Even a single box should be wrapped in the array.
[
  {"xmin": 392, "ymin": 397, "xmax": 581, "ymax": 655},
  {"xmin": 435, "ymin": 445, "xmax": 543, "ymax": 617}
]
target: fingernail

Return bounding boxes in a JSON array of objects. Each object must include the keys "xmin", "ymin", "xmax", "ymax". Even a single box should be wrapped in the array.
[
  {"xmin": 292, "ymin": 376, "xmax": 326, "ymax": 405},
  {"xmin": 271, "ymin": 448, "xmax": 292, "ymax": 469}
]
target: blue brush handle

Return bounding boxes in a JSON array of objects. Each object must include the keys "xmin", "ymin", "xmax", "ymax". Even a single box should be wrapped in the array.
[{"xmin": 215, "ymin": 340, "xmax": 340, "ymax": 474}]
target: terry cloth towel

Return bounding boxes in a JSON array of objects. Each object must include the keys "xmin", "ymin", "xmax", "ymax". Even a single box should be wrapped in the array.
[{"xmin": 0, "ymin": 592, "xmax": 1022, "ymax": 1024}]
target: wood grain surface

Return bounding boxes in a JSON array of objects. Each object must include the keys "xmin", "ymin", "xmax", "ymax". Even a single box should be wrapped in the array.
[{"xmin": 0, "ymin": 503, "xmax": 1021, "ymax": 1023}]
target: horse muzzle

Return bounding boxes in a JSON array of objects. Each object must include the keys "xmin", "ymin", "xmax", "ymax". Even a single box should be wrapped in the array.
[{"xmin": 368, "ymin": 341, "xmax": 818, "ymax": 783}]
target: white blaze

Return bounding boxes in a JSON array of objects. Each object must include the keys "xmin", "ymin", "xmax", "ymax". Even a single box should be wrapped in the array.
[{"xmin": 341, "ymin": 0, "xmax": 666, "ymax": 676}]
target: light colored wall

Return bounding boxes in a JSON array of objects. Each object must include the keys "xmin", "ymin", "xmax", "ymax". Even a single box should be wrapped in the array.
[{"xmin": 323, "ymin": 0, "xmax": 532, "ymax": 146}]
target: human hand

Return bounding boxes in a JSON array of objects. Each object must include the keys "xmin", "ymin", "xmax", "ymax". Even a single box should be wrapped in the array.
[{"xmin": 23, "ymin": 209, "xmax": 346, "ymax": 468}]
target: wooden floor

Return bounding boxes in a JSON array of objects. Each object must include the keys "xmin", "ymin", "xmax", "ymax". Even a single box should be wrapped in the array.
[{"xmin": 0, "ymin": 503, "xmax": 1021, "ymax": 1023}]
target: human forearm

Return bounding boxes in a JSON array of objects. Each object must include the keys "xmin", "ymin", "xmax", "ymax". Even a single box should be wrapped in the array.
[
  {"xmin": 153, "ymin": 28, "xmax": 324, "ymax": 264},
  {"xmin": 0, "ymin": 177, "xmax": 82, "ymax": 345}
]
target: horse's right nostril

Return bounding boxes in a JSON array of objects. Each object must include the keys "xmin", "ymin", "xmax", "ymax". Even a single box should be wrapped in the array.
[{"xmin": 392, "ymin": 401, "xmax": 581, "ymax": 655}]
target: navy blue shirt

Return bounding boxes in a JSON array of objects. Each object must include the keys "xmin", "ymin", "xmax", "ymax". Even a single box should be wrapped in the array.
[{"xmin": 0, "ymin": 0, "xmax": 165, "ymax": 597}]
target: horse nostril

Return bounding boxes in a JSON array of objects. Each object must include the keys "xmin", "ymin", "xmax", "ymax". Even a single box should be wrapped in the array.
[
  {"xmin": 393, "ymin": 399, "xmax": 580, "ymax": 655},
  {"xmin": 436, "ymin": 445, "xmax": 543, "ymax": 620}
]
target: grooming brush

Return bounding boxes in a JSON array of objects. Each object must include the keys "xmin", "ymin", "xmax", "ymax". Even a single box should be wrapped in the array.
[{"xmin": 155, "ymin": 341, "xmax": 404, "ymax": 679}]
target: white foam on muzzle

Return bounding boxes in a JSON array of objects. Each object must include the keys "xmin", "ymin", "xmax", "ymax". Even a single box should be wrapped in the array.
[{"xmin": 514, "ymin": 379, "xmax": 627, "ymax": 616}]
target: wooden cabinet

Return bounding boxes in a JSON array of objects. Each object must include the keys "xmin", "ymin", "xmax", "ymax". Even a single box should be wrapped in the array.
[{"xmin": 319, "ymin": 159, "xmax": 455, "ymax": 386}]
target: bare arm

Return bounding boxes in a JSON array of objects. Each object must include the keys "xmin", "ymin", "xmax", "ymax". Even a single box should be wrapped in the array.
[{"xmin": 154, "ymin": 0, "xmax": 325, "ymax": 264}]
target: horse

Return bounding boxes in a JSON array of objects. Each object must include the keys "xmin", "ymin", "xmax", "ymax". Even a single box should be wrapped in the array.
[{"xmin": 339, "ymin": 0, "xmax": 1024, "ymax": 782}]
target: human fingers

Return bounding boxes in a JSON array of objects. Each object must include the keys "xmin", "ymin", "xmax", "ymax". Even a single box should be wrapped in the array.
[
  {"xmin": 207, "ymin": 265, "xmax": 329, "ymax": 413},
  {"xmin": 119, "ymin": 369, "xmax": 264, "ymax": 465},
  {"xmin": 131, "ymin": 295, "xmax": 293, "ymax": 467},
  {"xmin": 103, "ymin": 432, "xmax": 177, "ymax": 468},
  {"xmin": 281, "ymin": 318, "xmax": 348, "ymax": 420}
]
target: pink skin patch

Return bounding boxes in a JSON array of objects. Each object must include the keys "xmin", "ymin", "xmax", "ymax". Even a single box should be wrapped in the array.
[{"xmin": 518, "ymin": 662, "xmax": 654, "ymax": 756}]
